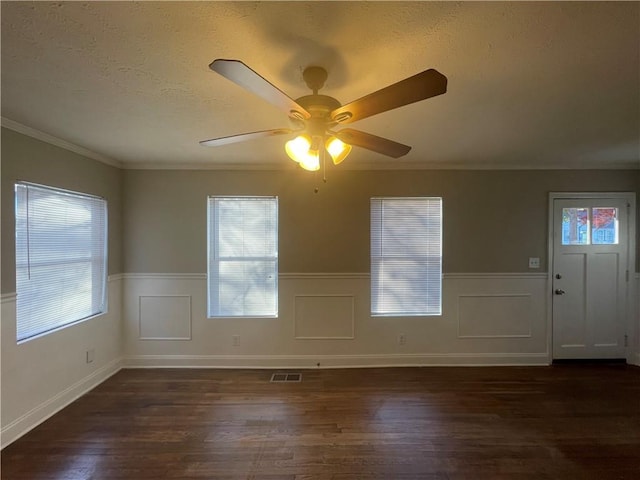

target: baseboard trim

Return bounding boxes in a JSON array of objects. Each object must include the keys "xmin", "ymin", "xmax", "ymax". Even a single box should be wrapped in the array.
[
  {"xmin": 123, "ymin": 353, "xmax": 550, "ymax": 369},
  {"xmin": 1, "ymin": 357, "xmax": 123, "ymax": 449}
]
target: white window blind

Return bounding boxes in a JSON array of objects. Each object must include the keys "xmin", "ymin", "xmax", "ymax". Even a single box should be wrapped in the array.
[
  {"xmin": 371, "ymin": 197, "xmax": 442, "ymax": 316},
  {"xmin": 208, "ymin": 196, "xmax": 278, "ymax": 317},
  {"xmin": 15, "ymin": 182, "xmax": 108, "ymax": 342}
]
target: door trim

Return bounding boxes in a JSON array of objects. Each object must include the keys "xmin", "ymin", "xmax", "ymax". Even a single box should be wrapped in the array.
[{"xmin": 547, "ymin": 192, "xmax": 637, "ymax": 363}]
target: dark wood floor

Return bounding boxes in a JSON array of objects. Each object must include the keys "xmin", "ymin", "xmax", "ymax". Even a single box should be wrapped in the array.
[{"xmin": 2, "ymin": 365, "xmax": 639, "ymax": 479}]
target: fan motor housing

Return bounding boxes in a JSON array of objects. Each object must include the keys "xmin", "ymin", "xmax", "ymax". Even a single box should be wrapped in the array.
[
  {"xmin": 295, "ymin": 95, "xmax": 341, "ymax": 115},
  {"xmin": 292, "ymin": 95, "xmax": 342, "ymax": 135}
]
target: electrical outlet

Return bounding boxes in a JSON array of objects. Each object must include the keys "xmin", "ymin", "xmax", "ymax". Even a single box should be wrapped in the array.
[
  {"xmin": 232, "ymin": 335, "xmax": 240, "ymax": 347},
  {"xmin": 528, "ymin": 257, "xmax": 540, "ymax": 269},
  {"xmin": 86, "ymin": 349, "xmax": 95, "ymax": 364},
  {"xmin": 398, "ymin": 334, "xmax": 406, "ymax": 345}
]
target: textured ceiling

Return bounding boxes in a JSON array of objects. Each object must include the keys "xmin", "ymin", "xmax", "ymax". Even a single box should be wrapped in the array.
[{"xmin": 1, "ymin": 1, "xmax": 639, "ymax": 170}]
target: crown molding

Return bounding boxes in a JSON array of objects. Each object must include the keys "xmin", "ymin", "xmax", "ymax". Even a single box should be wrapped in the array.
[
  {"xmin": 343, "ymin": 160, "xmax": 640, "ymax": 171},
  {"xmin": 3, "ymin": 117, "xmax": 636, "ymax": 171},
  {"xmin": 122, "ymin": 160, "xmax": 295, "ymax": 171},
  {"xmin": 122, "ymin": 159, "xmax": 640, "ymax": 171},
  {"xmin": 1, "ymin": 117, "xmax": 123, "ymax": 169}
]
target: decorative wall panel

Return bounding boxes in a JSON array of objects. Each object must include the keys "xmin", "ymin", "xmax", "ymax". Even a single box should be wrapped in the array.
[
  {"xmin": 457, "ymin": 293, "xmax": 532, "ymax": 338},
  {"xmin": 139, "ymin": 295, "xmax": 192, "ymax": 340},
  {"xmin": 294, "ymin": 295, "xmax": 355, "ymax": 339}
]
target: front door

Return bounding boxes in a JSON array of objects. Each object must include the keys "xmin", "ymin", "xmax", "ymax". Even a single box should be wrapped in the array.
[{"xmin": 552, "ymin": 195, "xmax": 630, "ymax": 360}]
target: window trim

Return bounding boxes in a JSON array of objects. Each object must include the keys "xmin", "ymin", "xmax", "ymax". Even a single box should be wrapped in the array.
[
  {"xmin": 207, "ymin": 195, "xmax": 279, "ymax": 318},
  {"xmin": 370, "ymin": 196, "xmax": 443, "ymax": 317}
]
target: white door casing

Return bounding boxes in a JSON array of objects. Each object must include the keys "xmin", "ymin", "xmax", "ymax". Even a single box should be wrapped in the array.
[{"xmin": 549, "ymin": 193, "xmax": 635, "ymax": 360}]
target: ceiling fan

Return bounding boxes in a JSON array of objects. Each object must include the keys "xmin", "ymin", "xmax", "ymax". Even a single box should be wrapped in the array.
[{"xmin": 200, "ymin": 59, "xmax": 447, "ymax": 171}]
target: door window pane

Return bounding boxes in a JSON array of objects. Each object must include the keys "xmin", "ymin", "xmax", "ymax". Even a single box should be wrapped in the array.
[
  {"xmin": 562, "ymin": 208, "xmax": 589, "ymax": 245},
  {"xmin": 592, "ymin": 207, "xmax": 618, "ymax": 245}
]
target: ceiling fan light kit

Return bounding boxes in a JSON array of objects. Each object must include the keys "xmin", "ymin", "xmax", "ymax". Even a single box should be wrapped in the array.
[
  {"xmin": 285, "ymin": 134, "xmax": 320, "ymax": 171},
  {"xmin": 201, "ymin": 59, "xmax": 447, "ymax": 170},
  {"xmin": 325, "ymin": 137, "xmax": 351, "ymax": 165}
]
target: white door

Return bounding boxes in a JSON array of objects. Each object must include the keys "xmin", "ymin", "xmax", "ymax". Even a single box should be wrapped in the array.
[{"xmin": 552, "ymin": 196, "xmax": 630, "ymax": 360}]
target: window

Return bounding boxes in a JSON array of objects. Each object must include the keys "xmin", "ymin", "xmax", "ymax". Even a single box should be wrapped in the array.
[
  {"xmin": 562, "ymin": 207, "xmax": 619, "ymax": 245},
  {"xmin": 371, "ymin": 197, "xmax": 442, "ymax": 316},
  {"xmin": 207, "ymin": 196, "xmax": 278, "ymax": 317},
  {"xmin": 15, "ymin": 182, "xmax": 108, "ymax": 342}
]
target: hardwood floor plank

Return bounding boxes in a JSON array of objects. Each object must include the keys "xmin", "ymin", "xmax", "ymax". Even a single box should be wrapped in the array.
[{"xmin": 2, "ymin": 365, "xmax": 639, "ymax": 479}]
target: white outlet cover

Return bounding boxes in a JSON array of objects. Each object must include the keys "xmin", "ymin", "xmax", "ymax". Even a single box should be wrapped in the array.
[{"xmin": 528, "ymin": 257, "xmax": 540, "ymax": 268}]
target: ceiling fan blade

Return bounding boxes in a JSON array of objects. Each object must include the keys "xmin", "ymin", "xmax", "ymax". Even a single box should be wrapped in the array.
[
  {"xmin": 331, "ymin": 69, "xmax": 447, "ymax": 124},
  {"xmin": 336, "ymin": 129, "xmax": 411, "ymax": 158},
  {"xmin": 200, "ymin": 128, "xmax": 293, "ymax": 147},
  {"xmin": 210, "ymin": 59, "xmax": 310, "ymax": 120}
]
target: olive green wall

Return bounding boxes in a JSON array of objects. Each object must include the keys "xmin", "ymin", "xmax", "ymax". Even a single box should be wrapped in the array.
[
  {"xmin": 1, "ymin": 127, "xmax": 637, "ymax": 294},
  {"xmin": 1, "ymin": 128, "xmax": 123, "ymax": 293},
  {"xmin": 122, "ymin": 167, "xmax": 639, "ymax": 275}
]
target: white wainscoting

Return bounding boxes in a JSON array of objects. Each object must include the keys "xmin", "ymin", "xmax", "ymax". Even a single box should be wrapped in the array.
[
  {"xmin": 3, "ymin": 272, "xmax": 637, "ymax": 448},
  {"xmin": 123, "ymin": 272, "xmax": 550, "ymax": 368},
  {"xmin": 0, "ymin": 276, "xmax": 123, "ymax": 449}
]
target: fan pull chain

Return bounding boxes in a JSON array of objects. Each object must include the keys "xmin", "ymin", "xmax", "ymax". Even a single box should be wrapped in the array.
[
  {"xmin": 322, "ymin": 147, "xmax": 327, "ymax": 183},
  {"xmin": 314, "ymin": 146, "xmax": 328, "ymax": 193}
]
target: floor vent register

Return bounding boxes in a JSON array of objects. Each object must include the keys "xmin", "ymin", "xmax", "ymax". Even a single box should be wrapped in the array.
[{"xmin": 270, "ymin": 373, "xmax": 302, "ymax": 383}]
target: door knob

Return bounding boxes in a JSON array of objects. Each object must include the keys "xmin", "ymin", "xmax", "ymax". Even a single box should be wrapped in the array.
[
  {"xmin": 555, "ymin": 289, "xmax": 565, "ymax": 295},
  {"xmin": 555, "ymin": 273, "xmax": 562, "ymax": 279}
]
